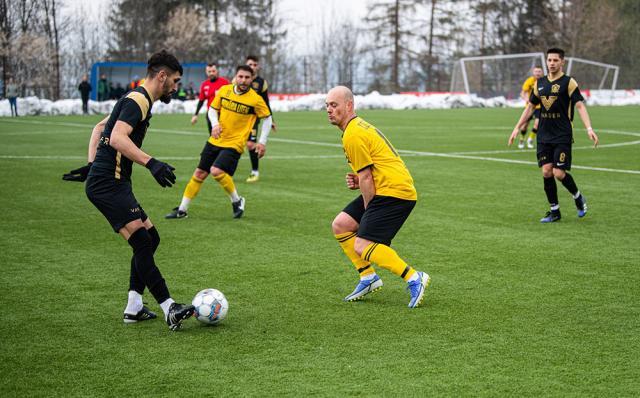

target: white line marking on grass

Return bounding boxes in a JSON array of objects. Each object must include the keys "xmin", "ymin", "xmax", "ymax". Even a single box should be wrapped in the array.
[
  {"xmin": 0, "ymin": 154, "xmax": 345, "ymax": 161},
  {"xmin": 3, "ymin": 119, "xmax": 638, "ymax": 174}
]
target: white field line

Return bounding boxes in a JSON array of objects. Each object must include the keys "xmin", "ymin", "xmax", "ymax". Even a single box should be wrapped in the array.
[{"xmin": 2, "ymin": 119, "xmax": 639, "ymax": 174}]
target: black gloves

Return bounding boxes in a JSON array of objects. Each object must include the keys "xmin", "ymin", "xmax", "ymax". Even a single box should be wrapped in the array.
[
  {"xmin": 62, "ymin": 162, "xmax": 92, "ymax": 182},
  {"xmin": 146, "ymin": 158, "xmax": 176, "ymax": 187}
]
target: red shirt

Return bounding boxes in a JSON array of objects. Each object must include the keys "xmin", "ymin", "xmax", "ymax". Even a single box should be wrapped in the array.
[{"xmin": 199, "ymin": 77, "xmax": 230, "ymax": 108}]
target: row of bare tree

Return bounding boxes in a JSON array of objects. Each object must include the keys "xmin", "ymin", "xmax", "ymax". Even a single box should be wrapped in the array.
[{"xmin": 1, "ymin": 0, "xmax": 637, "ymax": 98}]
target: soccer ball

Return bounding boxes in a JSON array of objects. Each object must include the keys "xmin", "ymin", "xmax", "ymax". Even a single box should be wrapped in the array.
[{"xmin": 192, "ymin": 288, "xmax": 228, "ymax": 325}]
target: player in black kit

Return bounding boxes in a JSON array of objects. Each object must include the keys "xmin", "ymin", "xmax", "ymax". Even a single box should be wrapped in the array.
[
  {"xmin": 509, "ymin": 48, "xmax": 599, "ymax": 223},
  {"xmin": 244, "ymin": 55, "xmax": 276, "ymax": 182},
  {"xmin": 62, "ymin": 50, "xmax": 195, "ymax": 330}
]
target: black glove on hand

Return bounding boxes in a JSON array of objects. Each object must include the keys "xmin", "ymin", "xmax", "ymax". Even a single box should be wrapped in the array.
[
  {"xmin": 62, "ymin": 162, "xmax": 92, "ymax": 182},
  {"xmin": 146, "ymin": 158, "xmax": 176, "ymax": 188}
]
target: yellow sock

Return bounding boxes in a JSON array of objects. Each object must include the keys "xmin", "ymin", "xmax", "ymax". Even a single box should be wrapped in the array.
[
  {"xmin": 361, "ymin": 243, "xmax": 415, "ymax": 281},
  {"xmin": 213, "ymin": 172, "xmax": 236, "ymax": 196},
  {"xmin": 335, "ymin": 232, "xmax": 374, "ymax": 276},
  {"xmin": 528, "ymin": 131, "xmax": 537, "ymax": 140},
  {"xmin": 183, "ymin": 176, "xmax": 204, "ymax": 199}
]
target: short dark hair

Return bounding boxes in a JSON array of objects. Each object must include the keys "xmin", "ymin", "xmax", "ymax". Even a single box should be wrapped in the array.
[
  {"xmin": 246, "ymin": 55, "xmax": 259, "ymax": 63},
  {"xmin": 546, "ymin": 48, "xmax": 565, "ymax": 59},
  {"xmin": 147, "ymin": 50, "xmax": 183, "ymax": 78},
  {"xmin": 236, "ymin": 65, "xmax": 254, "ymax": 75},
  {"xmin": 207, "ymin": 62, "xmax": 217, "ymax": 67}
]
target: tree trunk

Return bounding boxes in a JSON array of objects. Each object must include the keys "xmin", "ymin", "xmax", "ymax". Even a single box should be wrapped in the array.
[
  {"xmin": 426, "ymin": 0, "xmax": 436, "ymax": 90},
  {"xmin": 392, "ymin": 0, "xmax": 400, "ymax": 92}
]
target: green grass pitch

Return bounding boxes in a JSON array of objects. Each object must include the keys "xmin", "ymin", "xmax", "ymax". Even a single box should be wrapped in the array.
[{"xmin": 1, "ymin": 106, "xmax": 639, "ymax": 396}]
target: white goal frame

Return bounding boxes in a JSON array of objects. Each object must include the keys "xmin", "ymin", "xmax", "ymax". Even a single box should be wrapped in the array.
[{"xmin": 451, "ymin": 52, "xmax": 620, "ymax": 103}]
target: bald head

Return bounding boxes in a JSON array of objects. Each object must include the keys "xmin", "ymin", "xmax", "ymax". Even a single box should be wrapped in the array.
[
  {"xmin": 326, "ymin": 86, "xmax": 356, "ymax": 131},
  {"xmin": 328, "ymin": 86, "xmax": 354, "ymax": 103}
]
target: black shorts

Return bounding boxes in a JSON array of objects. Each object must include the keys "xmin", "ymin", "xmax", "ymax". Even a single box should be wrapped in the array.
[
  {"xmin": 85, "ymin": 176, "xmax": 148, "ymax": 233},
  {"xmin": 197, "ymin": 142, "xmax": 241, "ymax": 176},
  {"xmin": 343, "ymin": 195, "xmax": 416, "ymax": 246},
  {"xmin": 537, "ymin": 142, "xmax": 572, "ymax": 170}
]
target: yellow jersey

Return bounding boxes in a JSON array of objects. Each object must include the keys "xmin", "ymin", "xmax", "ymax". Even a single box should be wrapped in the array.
[
  {"xmin": 522, "ymin": 76, "xmax": 541, "ymax": 110},
  {"xmin": 342, "ymin": 117, "xmax": 417, "ymax": 201},
  {"xmin": 209, "ymin": 84, "xmax": 271, "ymax": 153}
]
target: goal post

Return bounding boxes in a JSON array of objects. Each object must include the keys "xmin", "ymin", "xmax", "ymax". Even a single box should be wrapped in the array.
[
  {"xmin": 450, "ymin": 53, "xmax": 620, "ymax": 103},
  {"xmin": 450, "ymin": 53, "xmax": 547, "ymax": 100}
]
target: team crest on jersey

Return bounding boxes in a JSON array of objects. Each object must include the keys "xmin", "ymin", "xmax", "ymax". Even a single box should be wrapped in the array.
[
  {"xmin": 252, "ymin": 82, "xmax": 259, "ymax": 89},
  {"xmin": 541, "ymin": 96, "xmax": 557, "ymax": 111},
  {"xmin": 551, "ymin": 84, "xmax": 560, "ymax": 94}
]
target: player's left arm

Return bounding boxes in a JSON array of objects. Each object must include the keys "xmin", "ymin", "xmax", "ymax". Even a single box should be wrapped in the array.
[
  {"xmin": 575, "ymin": 101, "xmax": 599, "ymax": 148},
  {"xmin": 357, "ymin": 167, "xmax": 376, "ymax": 208},
  {"xmin": 569, "ymin": 78, "xmax": 598, "ymax": 147}
]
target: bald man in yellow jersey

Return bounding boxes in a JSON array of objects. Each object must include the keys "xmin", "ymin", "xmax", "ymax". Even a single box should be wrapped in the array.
[
  {"xmin": 327, "ymin": 86, "xmax": 430, "ymax": 308},
  {"xmin": 165, "ymin": 65, "xmax": 272, "ymax": 219},
  {"xmin": 518, "ymin": 66, "xmax": 544, "ymax": 149}
]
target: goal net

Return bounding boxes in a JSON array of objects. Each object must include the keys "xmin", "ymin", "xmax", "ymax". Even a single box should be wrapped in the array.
[{"xmin": 450, "ymin": 53, "xmax": 619, "ymax": 102}]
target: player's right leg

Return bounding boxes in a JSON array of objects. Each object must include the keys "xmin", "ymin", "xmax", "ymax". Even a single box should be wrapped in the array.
[
  {"xmin": 539, "ymin": 153, "xmax": 561, "ymax": 223},
  {"xmin": 333, "ymin": 198, "xmax": 382, "ymax": 301},
  {"xmin": 166, "ymin": 141, "xmax": 217, "ymax": 219},
  {"xmin": 165, "ymin": 168, "xmax": 208, "ymax": 219},
  {"xmin": 120, "ymin": 219, "xmax": 194, "ymax": 330}
]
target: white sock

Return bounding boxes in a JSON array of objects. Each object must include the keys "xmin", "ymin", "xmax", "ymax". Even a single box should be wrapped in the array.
[
  {"xmin": 251, "ymin": 170, "xmax": 259, "ymax": 176},
  {"xmin": 407, "ymin": 272, "xmax": 420, "ymax": 283},
  {"xmin": 573, "ymin": 191, "xmax": 581, "ymax": 199},
  {"xmin": 229, "ymin": 190, "xmax": 240, "ymax": 202},
  {"xmin": 178, "ymin": 197, "xmax": 191, "ymax": 212},
  {"xmin": 360, "ymin": 273, "xmax": 376, "ymax": 281},
  {"xmin": 160, "ymin": 298, "xmax": 175, "ymax": 320},
  {"xmin": 550, "ymin": 204, "xmax": 560, "ymax": 211},
  {"xmin": 124, "ymin": 290, "xmax": 143, "ymax": 315}
]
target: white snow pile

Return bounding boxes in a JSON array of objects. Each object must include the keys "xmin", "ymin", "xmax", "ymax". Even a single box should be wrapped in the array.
[{"xmin": 1, "ymin": 89, "xmax": 638, "ymax": 117}]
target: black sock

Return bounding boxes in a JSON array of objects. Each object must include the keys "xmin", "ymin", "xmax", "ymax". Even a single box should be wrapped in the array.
[
  {"xmin": 560, "ymin": 172, "xmax": 579, "ymax": 196},
  {"xmin": 129, "ymin": 256, "xmax": 145, "ymax": 295},
  {"xmin": 543, "ymin": 176, "xmax": 559, "ymax": 208},
  {"xmin": 249, "ymin": 148, "xmax": 259, "ymax": 172},
  {"xmin": 127, "ymin": 228, "xmax": 170, "ymax": 304},
  {"xmin": 128, "ymin": 226, "xmax": 161, "ymax": 294},
  {"xmin": 532, "ymin": 127, "xmax": 538, "ymax": 134}
]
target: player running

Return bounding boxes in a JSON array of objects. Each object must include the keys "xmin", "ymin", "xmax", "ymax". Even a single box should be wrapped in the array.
[{"xmin": 165, "ymin": 65, "xmax": 273, "ymax": 220}]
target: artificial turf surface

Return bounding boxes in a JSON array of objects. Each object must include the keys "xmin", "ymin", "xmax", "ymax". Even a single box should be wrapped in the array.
[{"xmin": 1, "ymin": 106, "xmax": 639, "ymax": 396}]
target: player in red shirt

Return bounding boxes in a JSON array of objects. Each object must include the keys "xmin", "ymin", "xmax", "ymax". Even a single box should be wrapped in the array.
[{"xmin": 191, "ymin": 62, "xmax": 229, "ymax": 134}]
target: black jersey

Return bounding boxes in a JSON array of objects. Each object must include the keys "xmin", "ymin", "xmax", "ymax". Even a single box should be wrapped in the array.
[
  {"xmin": 89, "ymin": 86, "xmax": 153, "ymax": 182},
  {"xmin": 250, "ymin": 75, "xmax": 272, "ymax": 113},
  {"xmin": 529, "ymin": 73, "xmax": 584, "ymax": 144}
]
